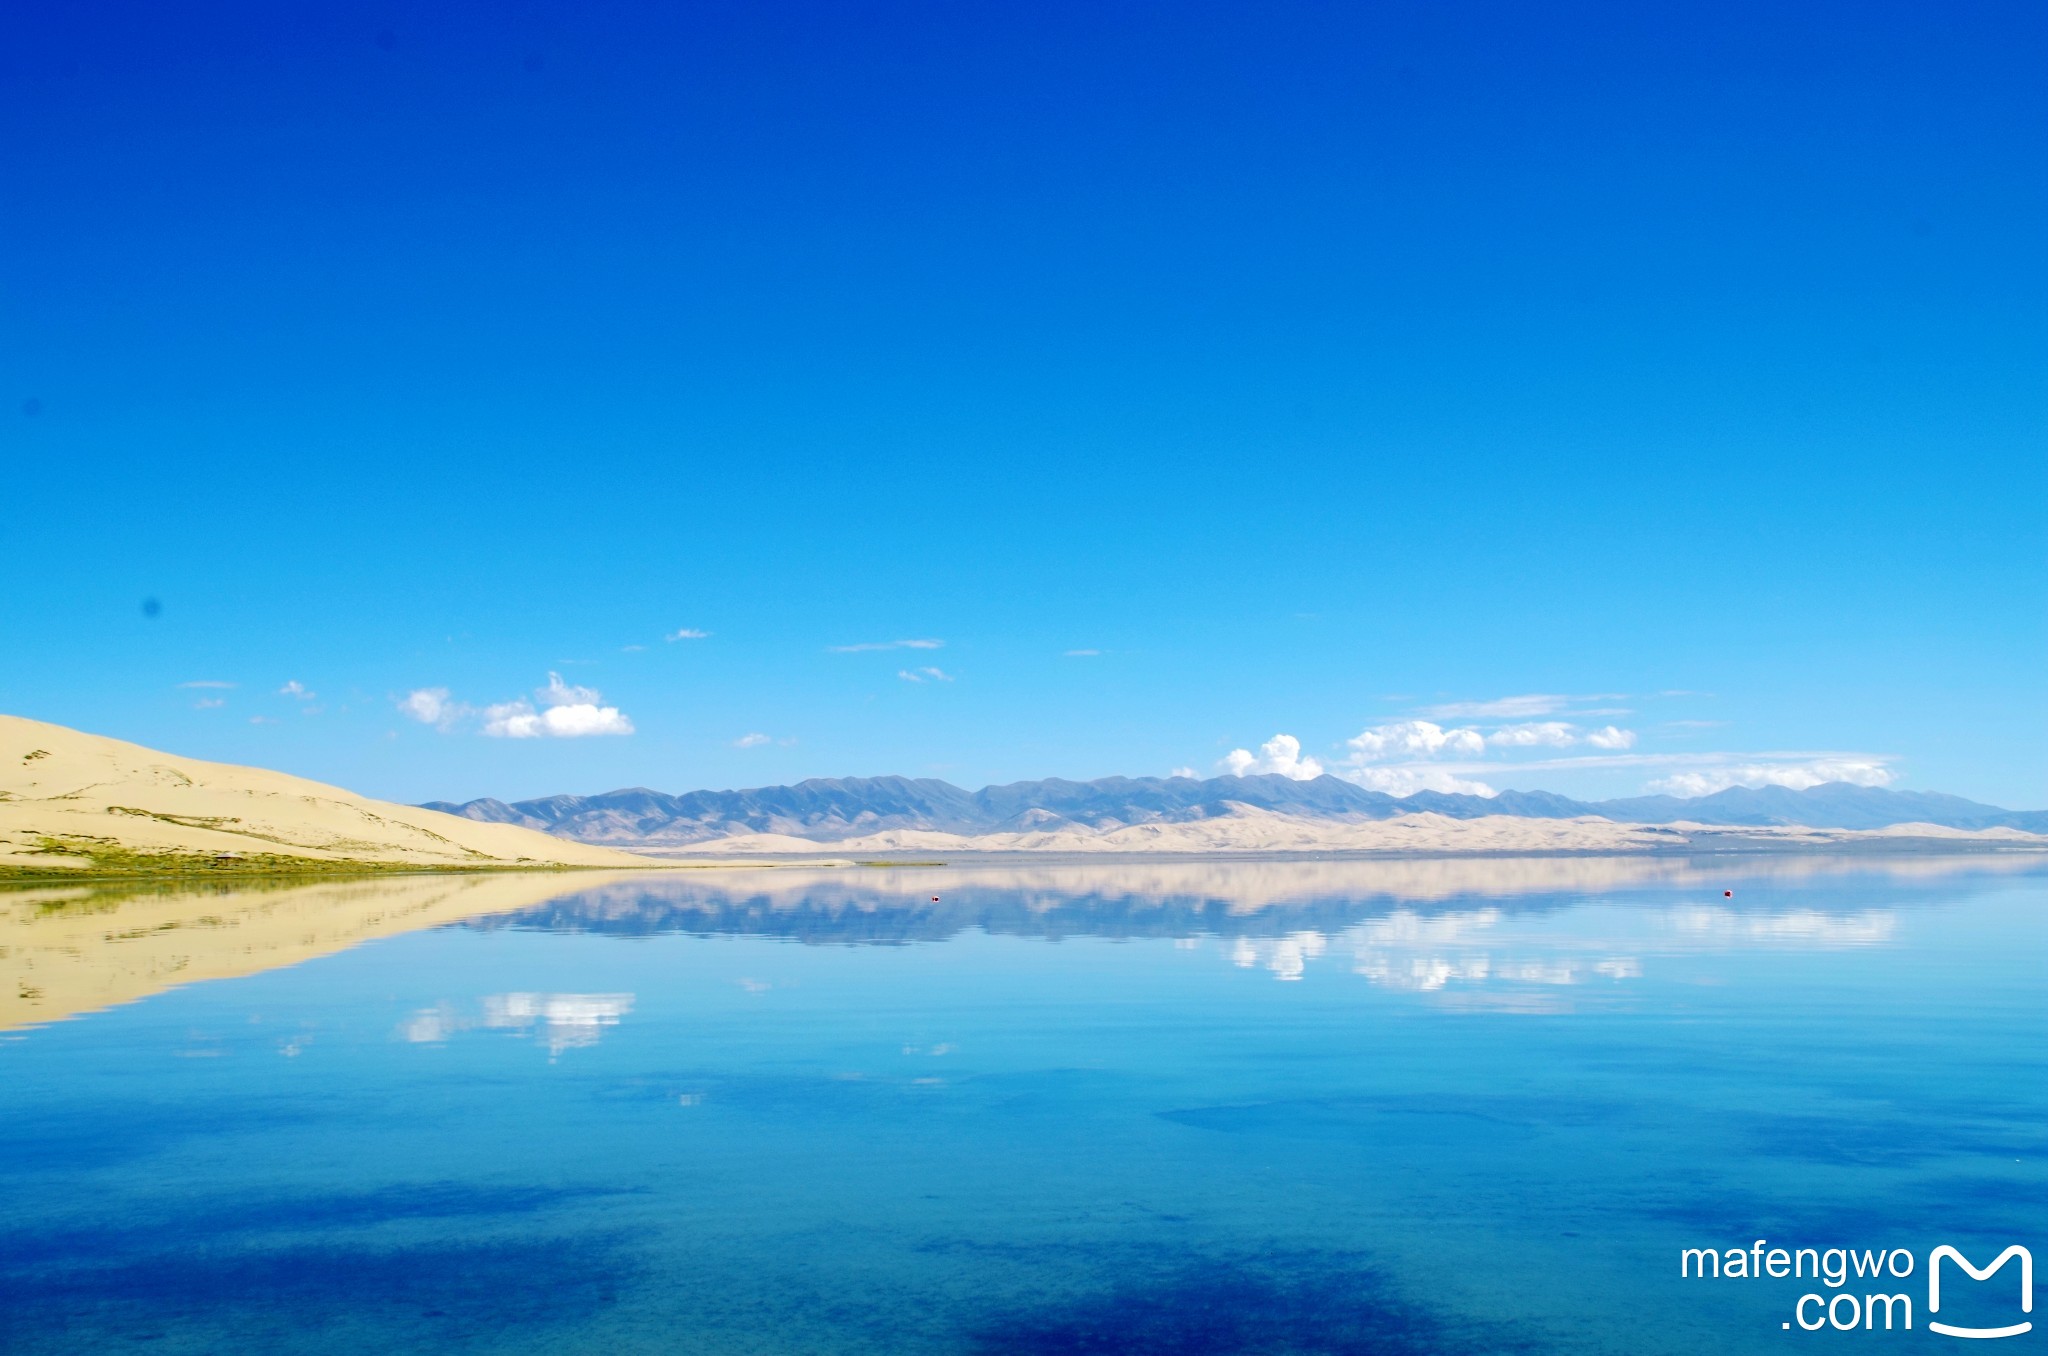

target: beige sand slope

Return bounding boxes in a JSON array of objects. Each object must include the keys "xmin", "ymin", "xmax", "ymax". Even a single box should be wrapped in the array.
[
  {"xmin": 0, "ymin": 714, "xmax": 658, "ymax": 873},
  {"xmin": 0, "ymin": 871, "xmax": 651, "ymax": 1029}
]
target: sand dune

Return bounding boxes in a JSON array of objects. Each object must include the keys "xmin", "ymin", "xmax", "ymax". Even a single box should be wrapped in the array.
[
  {"xmin": 665, "ymin": 805, "xmax": 1676, "ymax": 855},
  {"xmin": 674, "ymin": 802, "xmax": 2046, "ymax": 857},
  {"xmin": 0, "ymin": 715, "xmax": 660, "ymax": 873}
]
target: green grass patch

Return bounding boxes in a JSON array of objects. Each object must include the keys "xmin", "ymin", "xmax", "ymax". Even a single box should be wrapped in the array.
[{"xmin": 0, "ymin": 835, "xmax": 589, "ymax": 883}]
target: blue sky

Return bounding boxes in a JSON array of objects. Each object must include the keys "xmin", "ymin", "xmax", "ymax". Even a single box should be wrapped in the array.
[{"xmin": 3, "ymin": 0, "xmax": 2042, "ymax": 807}]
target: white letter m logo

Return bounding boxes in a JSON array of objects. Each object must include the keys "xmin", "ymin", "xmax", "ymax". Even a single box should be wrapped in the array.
[{"xmin": 1929, "ymin": 1245, "xmax": 2033, "ymax": 1340}]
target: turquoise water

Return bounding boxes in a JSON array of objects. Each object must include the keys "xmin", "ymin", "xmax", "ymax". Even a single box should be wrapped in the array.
[{"xmin": 3, "ymin": 858, "xmax": 2043, "ymax": 1354}]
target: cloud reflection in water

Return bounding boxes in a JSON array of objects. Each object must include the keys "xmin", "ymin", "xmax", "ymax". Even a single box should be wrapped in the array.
[
  {"xmin": 399, "ymin": 993, "xmax": 635, "ymax": 1057},
  {"xmin": 1216, "ymin": 897, "xmax": 1897, "ymax": 995}
]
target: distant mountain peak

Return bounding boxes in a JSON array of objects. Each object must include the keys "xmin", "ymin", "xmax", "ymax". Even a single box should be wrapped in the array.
[{"xmin": 422, "ymin": 773, "xmax": 2045, "ymax": 845}]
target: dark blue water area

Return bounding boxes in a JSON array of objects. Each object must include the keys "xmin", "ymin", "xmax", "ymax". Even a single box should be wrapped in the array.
[{"xmin": 2, "ymin": 859, "xmax": 2043, "ymax": 1354}]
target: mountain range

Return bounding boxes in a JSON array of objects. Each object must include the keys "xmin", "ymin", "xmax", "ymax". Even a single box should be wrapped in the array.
[{"xmin": 423, "ymin": 775, "xmax": 2048, "ymax": 847}]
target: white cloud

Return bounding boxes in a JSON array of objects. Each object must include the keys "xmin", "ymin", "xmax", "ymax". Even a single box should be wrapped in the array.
[
  {"xmin": 279, "ymin": 680, "xmax": 315, "ymax": 700},
  {"xmin": 401, "ymin": 675, "xmax": 632, "ymax": 738},
  {"xmin": 1486, "ymin": 721, "xmax": 1578, "ymax": 749},
  {"xmin": 178, "ymin": 680, "xmax": 236, "ymax": 690},
  {"xmin": 1064, "ymin": 649, "xmax": 1101, "ymax": 657},
  {"xmin": 538, "ymin": 672, "xmax": 600, "ymax": 707},
  {"xmin": 1168, "ymin": 766, "xmax": 1200, "ymax": 779},
  {"xmin": 479, "ymin": 701, "xmax": 542, "ymax": 738},
  {"xmin": 192, "ymin": 697, "xmax": 226, "ymax": 710},
  {"xmin": 481, "ymin": 700, "xmax": 635, "ymax": 738},
  {"xmin": 1338, "ymin": 766, "xmax": 1498, "ymax": 797},
  {"xmin": 832, "ymin": 639, "xmax": 943, "ymax": 652},
  {"xmin": 541, "ymin": 703, "xmax": 634, "ymax": 737},
  {"xmin": 398, "ymin": 687, "xmax": 464, "ymax": 728},
  {"xmin": 1344, "ymin": 748, "xmax": 1896, "ymax": 782},
  {"xmin": 621, "ymin": 644, "xmax": 646, "ymax": 653},
  {"xmin": 1346, "ymin": 718, "xmax": 1639, "ymax": 758},
  {"xmin": 1417, "ymin": 693, "xmax": 1635, "ymax": 720},
  {"xmin": 1418, "ymin": 694, "xmax": 1572, "ymax": 719},
  {"xmin": 732, "ymin": 732, "xmax": 771, "ymax": 748},
  {"xmin": 667, "ymin": 628, "xmax": 710, "ymax": 642},
  {"xmin": 898, "ymin": 667, "xmax": 953, "ymax": 683},
  {"xmin": 1477, "ymin": 721, "xmax": 1638, "ymax": 751},
  {"xmin": 1348, "ymin": 720, "xmax": 1487, "ymax": 762},
  {"xmin": 1221, "ymin": 733, "xmax": 1325, "ymax": 780},
  {"xmin": 1646, "ymin": 759, "xmax": 1896, "ymax": 798},
  {"xmin": 1330, "ymin": 717, "xmax": 1650, "ymax": 797}
]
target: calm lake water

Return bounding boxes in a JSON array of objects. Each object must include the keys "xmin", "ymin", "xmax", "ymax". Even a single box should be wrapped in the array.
[{"xmin": 3, "ymin": 857, "xmax": 2043, "ymax": 1354}]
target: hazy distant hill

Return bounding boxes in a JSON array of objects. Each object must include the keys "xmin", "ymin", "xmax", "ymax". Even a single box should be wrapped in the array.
[
  {"xmin": 423, "ymin": 775, "xmax": 2048, "ymax": 845},
  {"xmin": 1594, "ymin": 783, "xmax": 2048, "ymax": 832}
]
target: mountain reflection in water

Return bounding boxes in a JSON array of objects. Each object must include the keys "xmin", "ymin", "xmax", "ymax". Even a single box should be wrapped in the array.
[
  {"xmin": 469, "ymin": 855, "xmax": 2014, "ymax": 947},
  {"xmin": 5, "ymin": 854, "xmax": 2032, "ymax": 1030},
  {"xmin": 460, "ymin": 857, "xmax": 1979, "ymax": 1008},
  {"xmin": 1, "ymin": 856, "xmax": 2041, "ymax": 1356}
]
